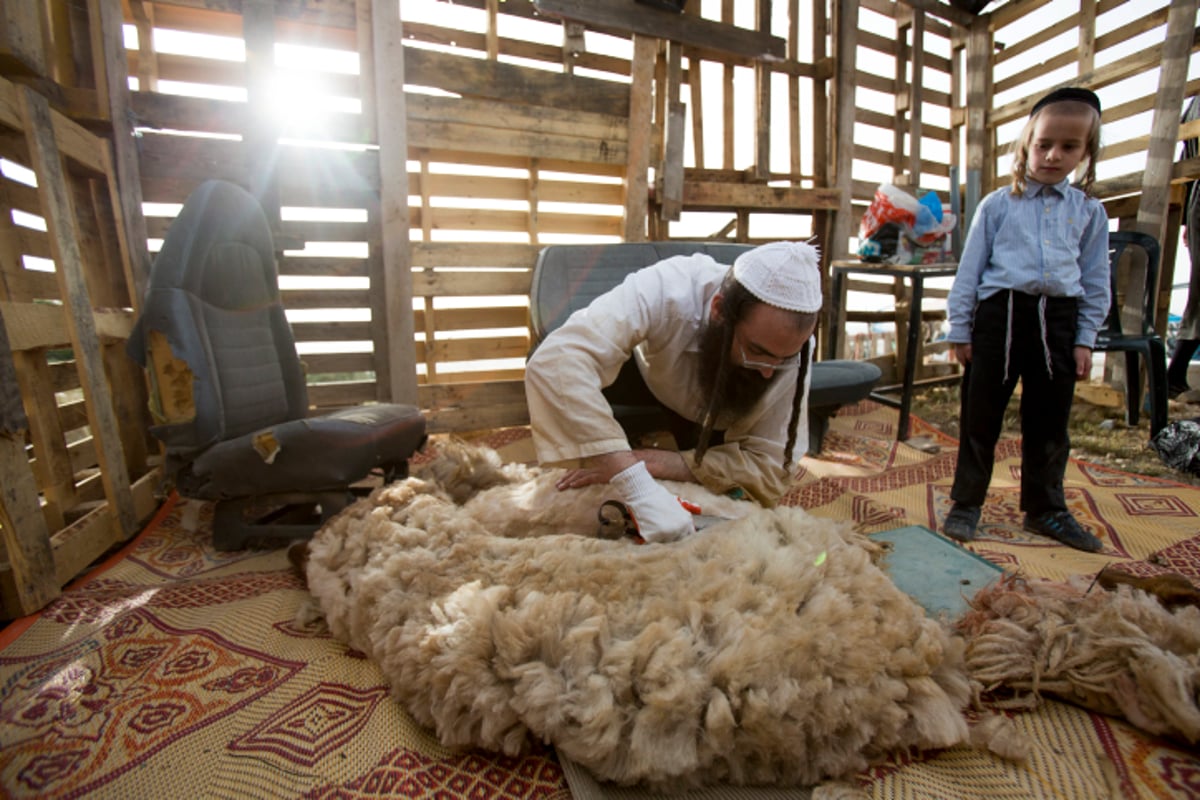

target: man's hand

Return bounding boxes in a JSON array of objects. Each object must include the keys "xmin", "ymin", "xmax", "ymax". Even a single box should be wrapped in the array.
[
  {"xmin": 953, "ymin": 342, "xmax": 972, "ymax": 364},
  {"xmin": 607, "ymin": 461, "xmax": 695, "ymax": 543}
]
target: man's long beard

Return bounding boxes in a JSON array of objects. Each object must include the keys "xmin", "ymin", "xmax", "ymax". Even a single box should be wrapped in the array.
[{"xmin": 696, "ymin": 319, "xmax": 780, "ymax": 422}]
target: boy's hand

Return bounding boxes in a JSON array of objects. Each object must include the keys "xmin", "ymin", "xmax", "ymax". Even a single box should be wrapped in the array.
[
  {"xmin": 1073, "ymin": 346, "xmax": 1092, "ymax": 380},
  {"xmin": 953, "ymin": 343, "xmax": 972, "ymax": 364}
]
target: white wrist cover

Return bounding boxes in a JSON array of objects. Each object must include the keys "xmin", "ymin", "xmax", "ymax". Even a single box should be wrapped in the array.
[{"xmin": 609, "ymin": 461, "xmax": 695, "ymax": 543}]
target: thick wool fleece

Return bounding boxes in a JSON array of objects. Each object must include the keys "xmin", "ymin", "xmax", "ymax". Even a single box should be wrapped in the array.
[
  {"xmin": 305, "ymin": 441, "xmax": 972, "ymax": 788},
  {"xmin": 959, "ymin": 574, "xmax": 1200, "ymax": 744}
]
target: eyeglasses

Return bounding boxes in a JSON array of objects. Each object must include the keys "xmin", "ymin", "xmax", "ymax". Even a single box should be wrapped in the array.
[{"xmin": 739, "ymin": 344, "xmax": 802, "ymax": 371}]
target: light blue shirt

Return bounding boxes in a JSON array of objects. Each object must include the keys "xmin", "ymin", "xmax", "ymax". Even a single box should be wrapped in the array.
[{"xmin": 946, "ymin": 178, "xmax": 1110, "ymax": 348}]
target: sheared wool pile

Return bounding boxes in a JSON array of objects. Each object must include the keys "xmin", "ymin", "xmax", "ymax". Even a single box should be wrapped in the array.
[
  {"xmin": 958, "ymin": 574, "xmax": 1200, "ymax": 744},
  {"xmin": 305, "ymin": 440, "xmax": 973, "ymax": 788}
]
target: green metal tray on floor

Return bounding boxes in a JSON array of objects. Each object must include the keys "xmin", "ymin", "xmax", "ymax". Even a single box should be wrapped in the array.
[{"xmin": 869, "ymin": 525, "xmax": 1005, "ymax": 620}]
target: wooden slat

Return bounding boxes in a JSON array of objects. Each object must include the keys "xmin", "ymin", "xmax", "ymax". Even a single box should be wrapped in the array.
[
  {"xmin": 412, "ymin": 269, "xmax": 532, "ymax": 297},
  {"xmin": 411, "ymin": 172, "xmax": 624, "ymax": 207},
  {"xmin": 289, "ymin": 319, "xmax": 373, "ymax": 342},
  {"xmin": 404, "ymin": 46, "xmax": 630, "ymax": 117},
  {"xmin": 682, "ymin": 181, "xmax": 840, "ymax": 211},
  {"xmin": 407, "ymin": 93, "xmax": 627, "ymax": 142},
  {"xmin": 830, "ymin": 0, "xmax": 857, "ymax": 261},
  {"xmin": 416, "ymin": 206, "xmax": 621, "ymax": 237},
  {"xmin": 91, "ymin": 0, "xmax": 151, "ymax": 304},
  {"xmin": 415, "ymin": 305, "xmax": 529, "ymax": 332},
  {"xmin": 0, "ymin": 300, "xmax": 135, "ymax": 351},
  {"xmin": 370, "ymin": 0, "xmax": 415, "ymax": 404},
  {"xmin": 419, "ymin": 378, "xmax": 529, "ymax": 434},
  {"xmin": 300, "ymin": 351, "xmax": 376, "ymax": 375},
  {"xmin": 532, "ymin": 0, "xmax": 786, "ymax": 61},
  {"xmin": 411, "ymin": 242, "xmax": 539, "ymax": 269},
  {"xmin": 419, "ymin": 335, "xmax": 528, "ymax": 364},
  {"xmin": 18, "ymin": 85, "xmax": 137, "ymax": 537},
  {"xmin": 624, "ymin": 34, "xmax": 656, "ymax": 242},
  {"xmin": 407, "ymin": 119, "xmax": 626, "ymax": 164}
]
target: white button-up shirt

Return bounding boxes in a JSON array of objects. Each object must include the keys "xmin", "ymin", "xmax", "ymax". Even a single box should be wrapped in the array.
[{"xmin": 525, "ymin": 253, "xmax": 810, "ymax": 505}]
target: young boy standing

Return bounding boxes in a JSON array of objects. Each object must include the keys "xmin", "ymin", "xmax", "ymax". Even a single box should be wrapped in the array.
[{"xmin": 942, "ymin": 87, "xmax": 1110, "ymax": 552}]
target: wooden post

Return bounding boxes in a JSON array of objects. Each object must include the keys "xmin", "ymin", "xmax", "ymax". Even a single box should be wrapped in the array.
[
  {"xmin": 660, "ymin": 40, "xmax": 685, "ymax": 221},
  {"xmin": 829, "ymin": 0, "xmax": 858, "ymax": 260},
  {"xmin": 88, "ymin": 0, "xmax": 151, "ymax": 302},
  {"xmin": 0, "ymin": 306, "xmax": 59, "ymax": 616},
  {"xmin": 753, "ymin": 0, "xmax": 772, "ymax": 181},
  {"xmin": 1077, "ymin": 1, "xmax": 1096, "ymax": 76},
  {"xmin": 963, "ymin": 17, "xmax": 991, "ymax": 236},
  {"xmin": 812, "ymin": 0, "xmax": 830, "ymax": 253},
  {"xmin": 371, "ymin": 0, "xmax": 419, "ymax": 405},
  {"xmin": 722, "ymin": 0, "xmax": 735, "ymax": 170},
  {"xmin": 893, "ymin": 6, "xmax": 912, "ymax": 183},
  {"xmin": 242, "ymin": 0, "xmax": 281, "ymax": 236},
  {"xmin": 624, "ymin": 34, "xmax": 656, "ymax": 242},
  {"xmin": 17, "ymin": 85, "xmax": 137, "ymax": 536},
  {"xmin": 787, "ymin": 0, "xmax": 801, "ymax": 178},
  {"xmin": 1135, "ymin": 0, "xmax": 1198, "ymax": 253},
  {"xmin": 129, "ymin": 1, "xmax": 158, "ymax": 92},
  {"xmin": 486, "ymin": 0, "xmax": 500, "ymax": 61},
  {"xmin": 907, "ymin": 9, "xmax": 925, "ymax": 186}
]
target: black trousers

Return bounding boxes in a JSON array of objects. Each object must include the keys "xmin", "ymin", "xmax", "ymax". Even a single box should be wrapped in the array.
[
  {"xmin": 950, "ymin": 291, "xmax": 1078, "ymax": 515},
  {"xmin": 602, "ymin": 358, "xmax": 724, "ymax": 451}
]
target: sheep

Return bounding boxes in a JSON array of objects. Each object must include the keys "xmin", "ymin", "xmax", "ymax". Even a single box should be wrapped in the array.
[{"xmin": 303, "ymin": 438, "xmax": 974, "ymax": 789}]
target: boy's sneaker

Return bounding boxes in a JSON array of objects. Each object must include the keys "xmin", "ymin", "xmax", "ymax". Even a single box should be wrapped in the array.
[
  {"xmin": 1023, "ymin": 510, "xmax": 1103, "ymax": 552},
  {"xmin": 943, "ymin": 503, "xmax": 981, "ymax": 542}
]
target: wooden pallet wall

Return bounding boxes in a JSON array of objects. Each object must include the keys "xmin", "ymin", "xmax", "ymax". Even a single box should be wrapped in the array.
[
  {"xmin": 0, "ymin": 75, "xmax": 159, "ymax": 619},
  {"xmin": 121, "ymin": 0, "xmax": 843, "ymax": 435}
]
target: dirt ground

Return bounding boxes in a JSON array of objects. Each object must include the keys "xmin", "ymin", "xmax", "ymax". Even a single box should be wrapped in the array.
[{"xmin": 908, "ymin": 383, "xmax": 1200, "ymax": 487}]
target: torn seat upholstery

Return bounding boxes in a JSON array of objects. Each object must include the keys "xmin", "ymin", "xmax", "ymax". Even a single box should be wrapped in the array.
[{"xmin": 127, "ymin": 180, "xmax": 426, "ymax": 550}]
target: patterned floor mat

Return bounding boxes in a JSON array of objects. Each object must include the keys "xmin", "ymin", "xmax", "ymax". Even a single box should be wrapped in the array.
[{"xmin": 1, "ymin": 402, "xmax": 1197, "ymax": 798}]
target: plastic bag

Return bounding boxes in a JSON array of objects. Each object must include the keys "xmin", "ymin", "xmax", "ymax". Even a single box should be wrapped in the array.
[
  {"xmin": 858, "ymin": 184, "xmax": 957, "ymax": 264},
  {"xmin": 1150, "ymin": 419, "xmax": 1200, "ymax": 475},
  {"xmin": 859, "ymin": 184, "xmax": 922, "ymax": 241}
]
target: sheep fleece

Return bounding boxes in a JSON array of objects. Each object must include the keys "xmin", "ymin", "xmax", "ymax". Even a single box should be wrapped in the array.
[{"xmin": 305, "ymin": 447, "xmax": 971, "ymax": 788}]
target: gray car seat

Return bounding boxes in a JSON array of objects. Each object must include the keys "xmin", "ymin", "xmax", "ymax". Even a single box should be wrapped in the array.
[{"xmin": 127, "ymin": 180, "xmax": 426, "ymax": 550}]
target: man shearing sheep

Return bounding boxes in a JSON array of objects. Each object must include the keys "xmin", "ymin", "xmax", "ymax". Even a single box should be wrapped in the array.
[{"xmin": 524, "ymin": 241, "xmax": 823, "ymax": 543}]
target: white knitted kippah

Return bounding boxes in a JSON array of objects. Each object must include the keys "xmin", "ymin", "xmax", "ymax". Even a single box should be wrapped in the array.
[{"xmin": 731, "ymin": 241, "xmax": 823, "ymax": 312}]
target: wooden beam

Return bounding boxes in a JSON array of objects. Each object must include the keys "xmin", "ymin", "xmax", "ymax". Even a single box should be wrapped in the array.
[
  {"xmin": 624, "ymin": 34, "xmax": 656, "ymax": 242},
  {"xmin": 963, "ymin": 17, "xmax": 991, "ymax": 237},
  {"xmin": 91, "ymin": 0, "xmax": 151, "ymax": 304},
  {"xmin": 752, "ymin": 0, "xmax": 772, "ymax": 181},
  {"xmin": 404, "ymin": 46, "xmax": 630, "ymax": 117},
  {"xmin": 829, "ymin": 0, "xmax": 858, "ymax": 261},
  {"xmin": 17, "ymin": 85, "xmax": 137, "ymax": 538},
  {"xmin": 1135, "ymin": 0, "xmax": 1198, "ymax": 251},
  {"xmin": 682, "ymin": 181, "xmax": 840, "ymax": 211},
  {"xmin": 371, "ymin": 0, "xmax": 418, "ymax": 406},
  {"xmin": 659, "ymin": 40, "xmax": 685, "ymax": 221},
  {"xmin": 908, "ymin": 10, "xmax": 926, "ymax": 186},
  {"xmin": 532, "ymin": 0, "xmax": 787, "ymax": 61},
  {"xmin": 242, "ymin": 0, "xmax": 282, "ymax": 234},
  {"xmin": 903, "ymin": 0, "xmax": 974, "ymax": 29}
]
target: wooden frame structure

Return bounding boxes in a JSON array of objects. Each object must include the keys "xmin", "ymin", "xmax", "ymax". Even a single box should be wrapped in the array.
[{"xmin": 0, "ymin": 0, "xmax": 1196, "ymax": 617}]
